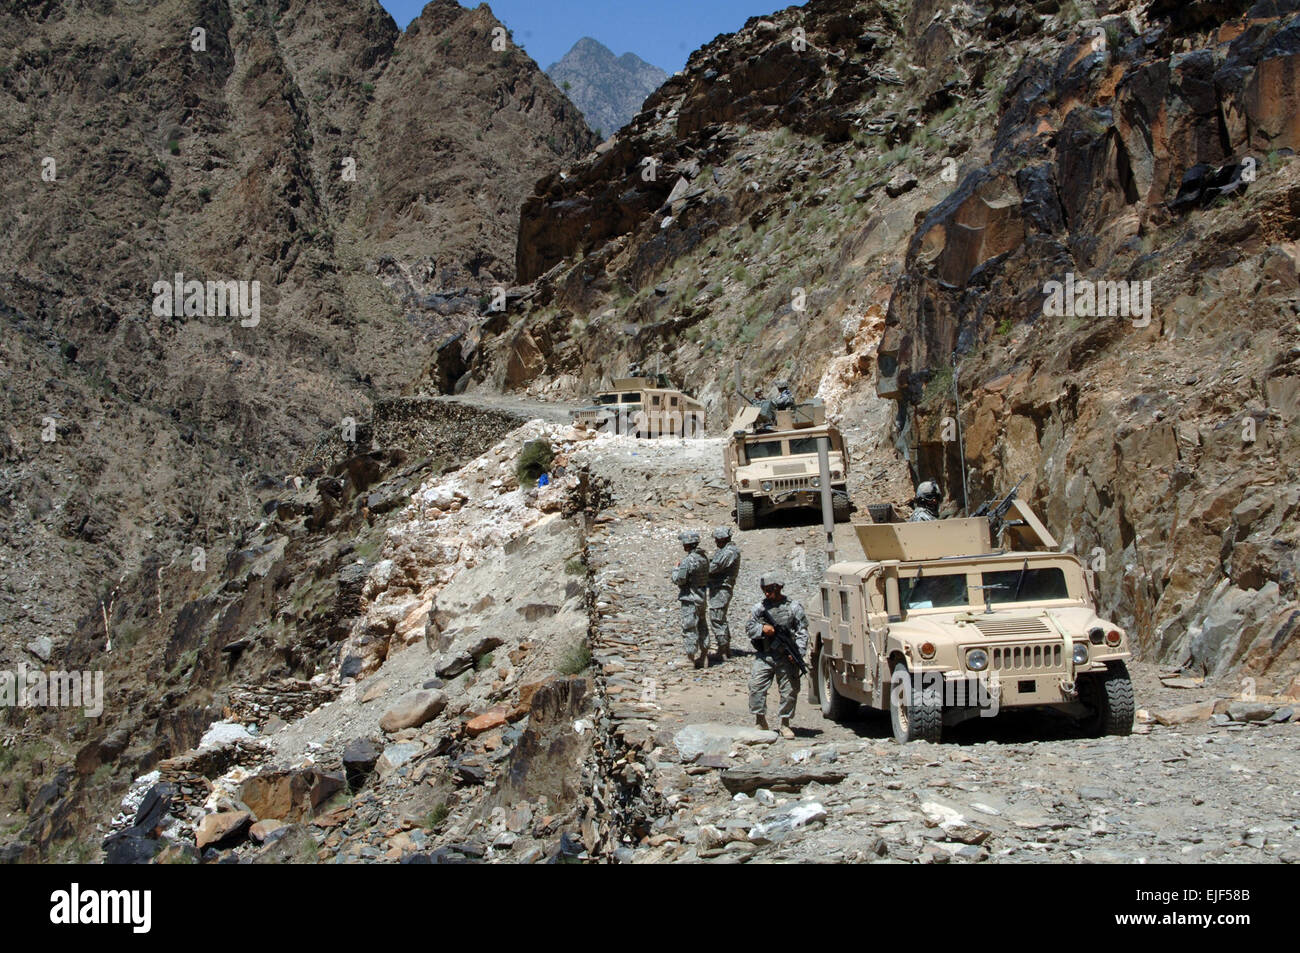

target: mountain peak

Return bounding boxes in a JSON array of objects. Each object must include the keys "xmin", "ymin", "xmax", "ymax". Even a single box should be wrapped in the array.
[{"xmin": 547, "ymin": 36, "xmax": 668, "ymax": 136}]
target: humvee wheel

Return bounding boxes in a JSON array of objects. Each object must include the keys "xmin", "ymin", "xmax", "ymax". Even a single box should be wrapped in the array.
[
  {"xmin": 889, "ymin": 661, "xmax": 942, "ymax": 744},
  {"xmin": 736, "ymin": 494, "xmax": 756, "ymax": 531},
  {"xmin": 832, "ymin": 491, "xmax": 851, "ymax": 523},
  {"xmin": 1079, "ymin": 661, "xmax": 1134, "ymax": 737},
  {"xmin": 818, "ymin": 649, "xmax": 854, "ymax": 721}
]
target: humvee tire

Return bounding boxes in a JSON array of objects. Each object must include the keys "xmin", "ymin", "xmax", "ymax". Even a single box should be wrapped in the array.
[
  {"xmin": 736, "ymin": 494, "xmax": 757, "ymax": 531},
  {"xmin": 889, "ymin": 660, "xmax": 942, "ymax": 744},
  {"xmin": 817, "ymin": 648, "xmax": 855, "ymax": 721},
  {"xmin": 832, "ymin": 491, "xmax": 851, "ymax": 523},
  {"xmin": 1079, "ymin": 661, "xmax": 1134, "ymax": 737}
]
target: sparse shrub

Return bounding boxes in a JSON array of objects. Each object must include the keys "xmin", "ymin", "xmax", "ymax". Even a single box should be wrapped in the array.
[
  {"xmin": 166, "ymin": 139, "xmax": 179, "ymax": 155},
  {"xmin": 424, "ymin": 802, "xmax": 450, "ymax": 829},
  {"xmin": 475, "ymin": 651, "xmax": 495, "ymax": 672},
  {"xmin": 557, "ymin": 640, "xmax": 591, "ymax": 675},
  {"xmin": 564, "ymin": 556, "xmax": 585, "ymax": 575},
  {"xmin": 515, "ymin": 438, "xmax": 554, "ymax": 485}
]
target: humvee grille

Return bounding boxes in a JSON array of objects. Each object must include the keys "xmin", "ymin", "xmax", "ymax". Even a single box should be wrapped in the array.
[
  {"xmin": 973, "ymin": 618, "xmax": 1052, "ymax": 638},
  {"xmin": 772, "ymin": 476, "xmax": 811, "ymax": 491},
  {"xmin": 990, "ymin": 643, "xmax": 1063, "ymax": 671}
]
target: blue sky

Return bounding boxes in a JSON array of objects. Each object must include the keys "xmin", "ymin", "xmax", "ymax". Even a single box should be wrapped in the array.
[{"xmin": 378, "ymin": 0, "xmax": 793, "ymax": 73}]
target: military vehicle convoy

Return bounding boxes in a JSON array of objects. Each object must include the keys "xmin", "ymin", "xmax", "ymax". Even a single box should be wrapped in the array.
[
  {"xmin": 572, "ymin": 374, "xmax": 706, "ymax": 437},
  {"xmin": 806, "ymin": 497, "xmax": 1134, "ymax": 744},
  {"xmin": 723, "ymin": 401, "xmax": 851, "ymax": 530}
]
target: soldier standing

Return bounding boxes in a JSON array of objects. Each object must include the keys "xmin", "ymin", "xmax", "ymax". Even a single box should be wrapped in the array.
[
  {"xmin": 671, "ymin": 530, "xmax": 710, "ymax": 668},
  {"xmin": 745, "ymin": 573, "xmax": 809, "ymax": 739},
  {"xmin": 707, "ymin": 526, "xmax": 740, "ymax": 661},
  {"xmin": 909, "ymin": 480, "xmax": 941, "ymax": 522}
]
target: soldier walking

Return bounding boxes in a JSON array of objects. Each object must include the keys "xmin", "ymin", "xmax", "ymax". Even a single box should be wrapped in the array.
[
  {"xmin": 707, "ymin": 526, "xmax": 740, "ymax": 661},
  {"xmin": 745, "ymin": 573, "xmax": 809, "ymax": 739},
  {"xmin": 671, "ymin": 530, "xmax": 710, "ymax": 668}
]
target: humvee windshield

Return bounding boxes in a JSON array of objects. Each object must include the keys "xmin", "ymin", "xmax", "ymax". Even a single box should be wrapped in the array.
[
  {"xmin": 902, "ymin": 572, "xmax": 969, "ymax": 610},
  {"xmin": 620, "ymin": 393, "xmax": 641, "ymax": 403},
  {"xmin": 789, "ymin": 437, "xmax": 820, "ymax": 455},
  {"xmin": 595, "ymin": 394, "xmax": 618, "ymax": 405},
  {"xmin": 981, "ymin": 566, "xmax": 1069, "ymax": 604},
  {"xmin": 745, "ymin": 440, "xmax": 785, "ymax": 459}
]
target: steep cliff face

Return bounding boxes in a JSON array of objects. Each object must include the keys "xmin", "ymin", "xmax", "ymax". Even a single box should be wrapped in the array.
[
  {"xmin": 0, "ymin": 0, "xmax": 593, "ymax": 655},
  {"xmin": 458, "ymin": 0, "xmax": 1300, "ymax": 685},
  {"xmin": 879, "ymin": 1, "xmax": 1300, "ymax": 682}
]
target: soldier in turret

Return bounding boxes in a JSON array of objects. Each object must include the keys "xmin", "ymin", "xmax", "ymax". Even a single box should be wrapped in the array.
[
  {"xmin": 772, "ymin": 379, "xmax": 796, "ymax": 411},
  {"xmin": 909, "ymin": 480, "xmax": 941, "ymax": 522},
  {"xmin": 671, "ymin": 530, "xmax": 710, "ymax": 668}
]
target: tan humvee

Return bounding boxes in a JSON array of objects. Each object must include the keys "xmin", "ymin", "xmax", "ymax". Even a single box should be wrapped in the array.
[
  {"xmin": 572, "ymin": 375, "xmax": 705, "ymax": 437},
  {"xmin": 807, "ymin": 501, "xmax": 1134, "ymax": 743},
  {"xmin": 723, "ymin": 402, "xmax": 850, "ymax": 530}
]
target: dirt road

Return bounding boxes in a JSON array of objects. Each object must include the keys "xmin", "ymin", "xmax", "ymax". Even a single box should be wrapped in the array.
[{"xmin": 573, "ymin": 430, "xmax": 1300, "ymax": 864}]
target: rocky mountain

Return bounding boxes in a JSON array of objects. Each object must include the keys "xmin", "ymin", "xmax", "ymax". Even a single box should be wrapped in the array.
[
  {"xmin": 546, "ymin": 37, "xmax": 668, "ymax": 138},
  {"xmin": 4, "ymin": 0, "xmax": 1300, "ymax": 867},
  {"xmin": 458, "ymin": 0, "xmax": 1300, "ymax": 686},
  {"xmin": 0, "ymin": 0, "xmax": 593, "ymax": 670}
]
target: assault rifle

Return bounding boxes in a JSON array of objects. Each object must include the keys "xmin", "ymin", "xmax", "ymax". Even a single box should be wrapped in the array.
[
  {"xmin": 758, "ymin": 608, "xmax": 809, "ymax": 675},
  {"xmin": 970, "ymin": 474, "xmax": 1028, "ymax": 545}
]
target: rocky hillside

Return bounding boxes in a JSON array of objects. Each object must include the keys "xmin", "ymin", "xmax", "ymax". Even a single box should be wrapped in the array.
[
  {"xmin": 547, "ymin": 37, "xmax": 669, "ymax": 138},
  {"xmin": 0, "ymin": 0, "xmax": 593, "ymax": 660},
  {"xmin": 452, "ymin": 0, "xmax": 1300, "ymax": 684}
]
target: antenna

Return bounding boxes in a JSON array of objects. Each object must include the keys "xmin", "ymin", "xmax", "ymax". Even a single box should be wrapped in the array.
[{"xmin": 952, "ymin": 351, "xmax": 970, "ymax": 516}]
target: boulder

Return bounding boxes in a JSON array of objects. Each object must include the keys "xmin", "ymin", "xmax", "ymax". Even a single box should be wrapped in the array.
[
  {"xmin": 719, "ymin": 765, "xmax": 847, "ymax": 795},
  {"xmin": 673, "ymin": 723, "xmax": 776, "ymax": 761},
  {"xmin": 195, "ymin": 811, "xmax": 251, "ymax": 849},
  {"xmin": 342, "ymin": 738, "xmax": 381, "ymax": 788},
  {"xmin": 238, "ymin": 768, "xmax": 344, "ymax": 822},
  {"xmin": 379, "ymin": 689, "xmax": 448, "ymax": 733}
]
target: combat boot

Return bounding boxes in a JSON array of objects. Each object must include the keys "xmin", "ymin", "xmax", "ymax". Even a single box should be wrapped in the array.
[
  {"xmin": 694, "ymin": 653, "xmax": 706, "ymax": 670},
  {"xmin": 755, "ymin": 713, "xmax": 769, "ymax": 730},
  {"xmin": 779, "ymin": 719, "xmax": 795, "ymax": 740}
]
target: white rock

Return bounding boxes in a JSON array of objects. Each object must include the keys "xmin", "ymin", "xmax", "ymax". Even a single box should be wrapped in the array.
[{"xmin": 198, "ymin": 721, "xmax": 255, "ymax": 750}]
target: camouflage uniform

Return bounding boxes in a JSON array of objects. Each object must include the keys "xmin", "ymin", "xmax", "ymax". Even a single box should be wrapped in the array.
[
  {"xmin": 772, "ymin": 379, "xmax": 795, "ymax": 411},
  {"xmin": 745, "ymin": 590, "xmax": 809, "ymax": 721},
  {"xmin": 707, "ymin": 528, "xmax": 740, "ymax": 655},
  {"xmin": 908, "ymin": 507, "xmax": 937, "ymax": 522},
  {"xmin": 671, "ymin": 532, "xmax": 709, "ymax": 660}
]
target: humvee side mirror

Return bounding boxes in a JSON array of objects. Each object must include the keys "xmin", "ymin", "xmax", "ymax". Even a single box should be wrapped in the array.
[{"xmin": 884, "ymin": 573, "xmax": 901, "ymax": 623}]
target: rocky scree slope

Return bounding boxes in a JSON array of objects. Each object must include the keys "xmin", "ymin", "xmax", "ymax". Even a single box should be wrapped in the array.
[{"xmin": 0, "ymin": 0, "xmax": 593, "ymax": 663}]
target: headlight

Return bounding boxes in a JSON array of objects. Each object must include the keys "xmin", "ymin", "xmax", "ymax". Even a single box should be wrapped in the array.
[
  {"xmin": 761, "ymin": 481, "xmax": 773, "ymax": 492},
  {"xmin": 966, "ymin": 648, "xmax": 989, "ymax": 671},
  {"xmin": 810, "ymin": 476, "xmax": 821, "ymax": 488},
  {"xmin": 1072, "ymin": 643, "xmax": 1089, "ymax": 665},
  {"xmin": 1088, "ymin": 626, "xmax": 1104, "ymax": 644}
]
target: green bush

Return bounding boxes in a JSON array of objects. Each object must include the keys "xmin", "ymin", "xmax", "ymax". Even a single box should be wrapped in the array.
[
  {"xmin": 515, "ymin": 438, "xmax": 554, "ymax": 485},
  {"xmin": 557, "ymin": 640, "xmax": 591, "ymax": 675}
]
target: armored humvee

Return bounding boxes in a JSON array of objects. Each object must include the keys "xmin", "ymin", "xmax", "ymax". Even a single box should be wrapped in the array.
[
  {"xmin": 571, "ymin": 375, "xmax": 705, "ymax": 438},
  {"xmin": 723, "ymin": 401, "xmax": 850, "ymax": 530},
  {"xmin": 807, "ymin": 500, "xmax": 1134, "ymax": 744}
]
